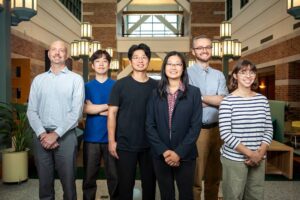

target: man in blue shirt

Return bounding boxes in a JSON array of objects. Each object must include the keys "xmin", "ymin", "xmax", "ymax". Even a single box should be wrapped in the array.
[
  {"xmin": 82, "ymin": 50, "xmax": 118, "ymax": 200},
  {"xmin": 188, "ymin": 35, "xmax": 228, "ymax": 200}
]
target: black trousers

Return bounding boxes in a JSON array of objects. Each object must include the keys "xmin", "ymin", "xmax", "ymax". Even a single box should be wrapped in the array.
[
  {"xmin": 82, "ymin": 142, "xmax": 119, "ymax": 200},
  {"xmin": 153, "ymin": 158, "xmax": 196, "ymax": 200},
  {"xmin": 117, "ymin": 149, "xmax": 156, "ymax": 200}
]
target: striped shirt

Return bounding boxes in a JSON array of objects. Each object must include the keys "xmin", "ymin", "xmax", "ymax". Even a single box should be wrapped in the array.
[{"xmin": 219, "ymin": 93, "xmax": 273, "ymax": 161}]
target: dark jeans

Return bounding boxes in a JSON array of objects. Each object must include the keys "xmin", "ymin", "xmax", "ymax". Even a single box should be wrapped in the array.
[
  {"xmin": 33, "ymin": 129, "xmax": 77, "ymax": 200},
  {"xmin": 82, "ymin": 142, "xmax": 119, "ymax": 200},
  {"xmin": 117, "ymin": 149, "xmax": 156, "ymax": 200},
  {"xmin": 153, "ymin": 158, "xmax": 195, "ymax": 200}
]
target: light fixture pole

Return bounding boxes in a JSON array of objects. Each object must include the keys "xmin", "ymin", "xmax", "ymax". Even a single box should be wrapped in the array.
[
  {"xmin": 287, "ymin": 0, "xmax": 300, "ymax": 19},
  {"xmin": 71, "ymin": 22, "xmax": 101, "ymax": 83},
  {"xmin": 212, "ymin": 21, "xmax": 241, "ymax": 81},
  {"xmin": 0, "ymin": 0, "xmax": 37, "ymax": 104}
]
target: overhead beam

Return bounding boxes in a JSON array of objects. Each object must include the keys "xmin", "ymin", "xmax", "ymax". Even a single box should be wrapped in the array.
[
  {"xmin": 155, "ymin": 15, "xmax": 179, "ymax": 35},
  {"xmin": 117, "ymin": 0, "xmax": 133, "ymax": 14},
  {"xmin": 117, "ymin": 64, "xmax": 132, "ymax": 80},
  {"xmin": 127, "ymin": 15, "xmax": 150, "ymax": 34},
  {"xmin": 155, "ymin": 53, "xmax": 167, "ymax": 60},
  {"xmin": 175, "ymin": 0, "xmax": 190, "ymax": 13}
]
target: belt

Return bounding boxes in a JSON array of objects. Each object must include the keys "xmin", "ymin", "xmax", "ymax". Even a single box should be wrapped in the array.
[
  {"xmin": 202, "ymin": 122, "xmax": 218, "ymax": 129},
  {"xmin": 45, "ymin": 128, "xmax": 75, "ymax": 133}
]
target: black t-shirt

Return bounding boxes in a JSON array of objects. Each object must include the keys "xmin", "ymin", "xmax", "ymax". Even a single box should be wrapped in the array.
[{"xmin": 109, "ymin": 76, "xmax": 158, "ymax": 152}]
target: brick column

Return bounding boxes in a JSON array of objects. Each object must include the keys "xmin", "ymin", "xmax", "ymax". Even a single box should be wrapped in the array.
[{"xmin": 275, "ymin": 62, "xmax": 300, "ymax": 120}]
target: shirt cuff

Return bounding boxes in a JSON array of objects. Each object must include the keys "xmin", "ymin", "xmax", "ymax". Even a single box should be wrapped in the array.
[
  {"xmin": 54, "ymin": 127, "xmax": 64, "ymax": 137},
  {"xmin": 36, "ymin": 127, "xmax": 46, "ymax": 138}
]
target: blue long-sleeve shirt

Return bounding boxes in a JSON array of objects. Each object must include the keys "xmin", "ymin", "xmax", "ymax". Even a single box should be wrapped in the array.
[{"xmin": 27, "ymin": 67, "xmax": 85, "ymax": 137}]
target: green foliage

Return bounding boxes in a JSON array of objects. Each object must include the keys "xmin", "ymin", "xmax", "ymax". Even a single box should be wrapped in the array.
[{"xmin": 0, "ymin": 102, "xmax": 32, "ymax": 152}]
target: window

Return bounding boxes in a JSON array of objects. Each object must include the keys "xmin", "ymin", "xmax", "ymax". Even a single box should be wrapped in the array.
[
  {"xmin": 124, "ymin": 14, "xmax": 182, "ymax": 37},
  {"xmin": 59, "ymin": 0, "xmax": 81, "ymax": 21},
  {"xmin": 240, "ymin": 0, "xmax": 249, "ymax": 9},
  {"xmin": 226, "ymin": 0, "xmax": 232, "ymax": 20}
]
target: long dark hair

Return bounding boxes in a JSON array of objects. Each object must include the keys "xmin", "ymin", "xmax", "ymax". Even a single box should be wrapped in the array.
[
  {"xmin": 158, "ymin": 51, "xmax": 189, "ymax": 98},
  {"xmin": 229, "ymin": 59, "xmax": 258, "ymax": 91}
]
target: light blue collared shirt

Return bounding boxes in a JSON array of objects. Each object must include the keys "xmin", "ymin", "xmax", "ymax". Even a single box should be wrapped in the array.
[
  {"xmin": 188, "ymin": 63, "xmax": 228, "ymax": 124},
  {"xmin": 27, "ymin": 67, "xmax": 85, "ymax": 137}
]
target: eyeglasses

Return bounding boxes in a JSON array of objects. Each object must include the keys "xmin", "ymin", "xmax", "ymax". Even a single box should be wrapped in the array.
[
  {"xmin": 166, "ymin": 63, "xmax": 183, "ymax": 67},
  {"xmin": 238, "ymin": 71, "xmax": 256, "ymax": 77},
  {"xmin": 132, "ymin": 56, "xmax": 148, "ymax": 61},
  {"xmin": 193, "ymin": 46, "xmax": 212, "ymax": 51}
]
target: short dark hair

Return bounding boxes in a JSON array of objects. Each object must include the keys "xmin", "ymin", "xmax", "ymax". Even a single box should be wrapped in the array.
[
  {"xmin": 128, "ymin": 43, "xmax": 151, "ymax": 61},
  {"xmin": 90, "ymin": 50, "xmax": 111, "ymax": 64},
  {"xmin": 192, "ymin": 35, "xmax": 212, "ymax": 48},
  {"xmin": 229, "ymin": 59, "xmax": 258, "ymax": 91},
  {"xmin": 158, "ymin": 51, "xmax": 189, "ymax": 98}
]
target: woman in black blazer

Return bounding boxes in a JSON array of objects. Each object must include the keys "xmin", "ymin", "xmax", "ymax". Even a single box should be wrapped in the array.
[{"xmin": 146, "ymin": 51, "xmax": 202, "ymax": 200}]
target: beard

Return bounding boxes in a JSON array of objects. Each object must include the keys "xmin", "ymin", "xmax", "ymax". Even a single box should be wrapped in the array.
[{"xmin": 195, "ymin": 53, "xmax": 211, "ymax": 63}]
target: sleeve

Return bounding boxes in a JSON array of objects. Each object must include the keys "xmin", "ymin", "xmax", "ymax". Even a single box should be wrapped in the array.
[
  {"xmin": 145, "ymin": 92, "xmax": 169, "ymax": 156},
  {"xmin": 55, "ymin": 76, "xmax": 85, "ymax": 137},
  {"xmin": 217, "ymin": 72, "xmax": 229, "ymax": 96},
  {"xmin": 26, "ymin": 78, "xmax": 46, "ymax": 137},
  {"xmin": 85, "ymin": 84, "xmax": 90, "ymax": 101},
  {"xmin": 109, "ymin": 81, "xmax": 121, "ymax": 106},
  {"xmin": 219, "ymin": 98, "xmax": 241, "ymax": 149},
  {"xmin": 174, "ymin": 88, "xmax": 203, "ymax": 158},
  {"xmin": 263, "ymin": 99, "xmax": 273, "ymax": 145}
]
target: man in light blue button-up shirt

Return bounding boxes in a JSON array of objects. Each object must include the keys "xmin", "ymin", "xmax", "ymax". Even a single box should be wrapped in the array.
[
  {"xmin": 27, "ymin": 40, "xmax": 84, "ymax": 200},
  {"xmin": 188, "ymin": 35, "xmax": 228, "ymax": 200}
]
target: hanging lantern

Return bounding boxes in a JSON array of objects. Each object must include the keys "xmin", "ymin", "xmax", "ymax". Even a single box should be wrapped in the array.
[
  {"xmin": 0, "ymin": 0, "xmax": 4, "ymax": 11},
  {"xmin": 222, "ymin": 39, "xmax": 234, "ymax": 57},
  {"xmin": 106, "ymin": 47, "xmax": 113, "ymax": 57},
  {"xmin": 78, "ymin": 39, "xmax": 90, "ymax": 57},
  {"xmin": 212, "ymin": 40, "xmax": 222, "ymax": 58},
  {"xmin": 287, "ymin": 0, "xmax": 300, "ymax": 19},
  {"xmin": 233, "ymin": 39, "xmax": 241, "ymax": 58},
  {"xmin": 188, "ymin": 59, "xmax": 195, "ymax": 67},
  {"xmin": 71, "ymin": 40, "xmax": 80, "ymax": 60},
  {"xmin": 81, "ymin": 22, "xmax": 92, "ymax": 39},
  {"xmin": 89, "ymin": 41, "xmax": 101, "ymax": 57},
  {"xmin": 11, "ymin": 0, "xmax": 37, "ymax": 21},
  {"xmin": 220, "ymin": 21, "xmax": 231, "ymax": 39},
  {"xmin": 110, "ymin": 59, "xmax": 119, "ymax": 71}
]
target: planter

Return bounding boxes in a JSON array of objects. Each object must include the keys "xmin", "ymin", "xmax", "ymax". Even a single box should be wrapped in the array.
[{"xmin": 2, "ymin": 148, "xmax": 29, "ymax": 183}]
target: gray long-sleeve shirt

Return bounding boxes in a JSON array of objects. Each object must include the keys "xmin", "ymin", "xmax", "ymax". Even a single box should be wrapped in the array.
[{"xmin": 27, "ymin": 67, "xmax": 85, "ymax": 137}]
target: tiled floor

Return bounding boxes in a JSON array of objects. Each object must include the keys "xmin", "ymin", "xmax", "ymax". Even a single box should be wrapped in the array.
[{"xmin": 0, "ymin": 179, "xmax": 299, "ymax": 200}]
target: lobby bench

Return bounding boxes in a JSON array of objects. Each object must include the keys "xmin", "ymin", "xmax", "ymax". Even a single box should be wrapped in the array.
[{"xmin": 266, "ymin": 140, "xmax": 294, "ymax": 179}]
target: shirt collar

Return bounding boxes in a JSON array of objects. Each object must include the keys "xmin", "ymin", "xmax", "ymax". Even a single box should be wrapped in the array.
[
  {"xmin": 48, "ymin": 66, "xmax": 69, "ymax": 74},
  {"xmin": 195, "ymin": 63, "xmax": 210, "ymax": 73},
  {"xmin": 167, "ymin": 81, "xmax": 185, "ymax": 94}
]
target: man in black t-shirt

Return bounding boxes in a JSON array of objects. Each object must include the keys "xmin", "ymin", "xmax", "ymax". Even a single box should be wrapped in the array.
[{"xmin": 108, "ymin": 43, "xmax": 157, "ymax": 200}]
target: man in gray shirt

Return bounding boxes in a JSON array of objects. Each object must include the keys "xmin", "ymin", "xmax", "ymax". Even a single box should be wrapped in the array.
[
  {"xmin": 188, "ymin": 35, "xmax": 228, "ymax": 200},
  {"xmin": 27, "ymin": 40, "xmax": 84, "ymax": 200}
]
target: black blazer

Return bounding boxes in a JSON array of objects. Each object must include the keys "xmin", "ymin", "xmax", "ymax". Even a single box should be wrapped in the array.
[{"xmin": 146, "ymin": 85, "xmax": 202, "ymax": 160}]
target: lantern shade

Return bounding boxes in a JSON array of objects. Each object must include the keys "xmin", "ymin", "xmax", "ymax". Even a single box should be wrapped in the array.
[
  {"xmin": 78, "ymin": 39, "xmax": 90, "ymax": 57},
  {"xmin": 287, "ymin": 0, "xmax": 300, "ymax": 19},
  {"xmin": 81, "ymin": 22, "xmax": 92, "ymax": 39},
  {"xmin": 222, "ymin": 39, "xmax": 234, "ymax": 57},
  {"xmin": 89, "ymin": 41, "xmax": 101, "ymax": 57},
  {"xmin": 106, "ymin": 47, "xmax": 113, "ymax": 57},
  {"xmin": 71, "ymin": 40, "xmax": 80, "ymax": 59},
  {"xmin": 0, "ymin": 0, "xmax": 4, "ymax": 11},
  {"xmin": 110, "ymin": 59, "xmax": 119, "ymax": 71},
  {"xmin": 233, "ymin": 39, "xmax": 241, "ymax": 58},
  {"xmin": 11, "ymin": 0, "xmax": 37, "ymax": 21},
  {"xmin": 220, "ymin": 21, "xmax": 231, "ymax": 39},
  {"xmin": 11, "ymin": 13, "xmax": 22, "ymax": 26},
  {"xmin": 188, "ymin": 59, "xmax": 195, "ymax": 67},
  {"xmin": 212, "ymin": 40, "xmax": 222, "ymax": 58}
]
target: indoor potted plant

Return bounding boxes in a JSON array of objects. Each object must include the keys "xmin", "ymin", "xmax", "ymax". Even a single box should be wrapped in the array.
[{"xmin": 0, "ymin": 102, "xmax": 32, "ymax": 183}]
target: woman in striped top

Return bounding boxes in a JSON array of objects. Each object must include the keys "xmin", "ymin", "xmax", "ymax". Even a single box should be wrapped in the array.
[{"xmin": 219, "ymin": 60, "xmax": 273, "ymax": 200}]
